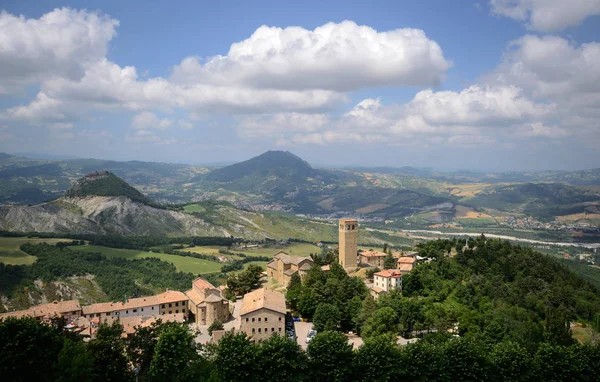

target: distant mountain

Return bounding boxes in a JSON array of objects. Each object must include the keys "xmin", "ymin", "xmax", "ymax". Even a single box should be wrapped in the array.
[
  {"xmin": 205, "ymin": 150, "xmax": 320, "ymax": 182},
  {"xmin": 0, "ymin": 153, "xmax": 14, "ymax": 161},
  {"xmin": 64, "ymin": 171, "xmax": 152, "ymax": 205}
]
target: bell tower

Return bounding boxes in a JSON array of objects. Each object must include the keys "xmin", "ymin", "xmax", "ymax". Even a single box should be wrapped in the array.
[{"xmin": 339, "ymin": 218, "xmax": 358, "ymax": 269}]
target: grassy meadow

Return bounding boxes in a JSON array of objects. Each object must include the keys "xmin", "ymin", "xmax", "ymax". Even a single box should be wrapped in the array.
[{"xmin": 0, "ymin": 237, "xmax": 72, "ymax": 265}]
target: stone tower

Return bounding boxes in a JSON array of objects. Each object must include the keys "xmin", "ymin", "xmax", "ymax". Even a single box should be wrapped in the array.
[{"xmin": 338, "ymin": 218, "xmax": 358, "ymax": 269}]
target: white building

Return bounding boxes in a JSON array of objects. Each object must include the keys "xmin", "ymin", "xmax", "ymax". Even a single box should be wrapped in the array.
[{"xmin": 371, "ymin": 270, "xmax": 402, "ymax": 299}]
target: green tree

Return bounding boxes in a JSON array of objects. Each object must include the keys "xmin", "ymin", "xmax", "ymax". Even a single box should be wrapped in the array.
[
  {"xmin": 313, "ymin": 303, "xmax": 341, "ymax": 332},
  {"xmin": 361, "ymin": 307, "xmax": 400, "ymax": 339},
  {"xmin": 286, "ymin": 273, "xmax": 303, "ymax": 311},
  {"xmin": 54, "ymin": 338, "xmax": 93, "ymax": 382},
  {"xmin": 208, "ymin": 320, "xmax": 224, "ymax": 336},
  {"xmin": 149, "ymin": 324, "xmax": 198, "ymax": 381},
  {"xmin": 257, "ymin": 334, "xmax": 308, "ymax": 382},
  {"xmin": 0, "ymin": 317, "xmax": 62, "ymax": 382},
  {"xmin": 307, "ymin": 331, "xmax": 353, "ymax": 382},
  {"xmin": 353, "ymin": 334, "xmax": 401, "ymax": 381},
  {"xmin": 87, "ymin": 337, "xmax": 131, "ymax": 382},
  {"xmin": 441, "ymin": 337, "xmax": 490, "ymax": 381},
  {"xmin": 383, "ymin": 253, "xmax": 396, "ymax": 270},
  {"xmin": 490, "ymin": 341, "xmax": 533, "ymax": 382},
  {"xmin": 213, "ymin": 332, "xmax": 259, "ymax": 381}
]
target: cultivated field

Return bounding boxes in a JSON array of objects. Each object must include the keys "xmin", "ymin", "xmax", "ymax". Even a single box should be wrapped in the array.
[
  {"xmin": 0, "ymin": 237, "xmax": 72, "ymax": 265},
  {"xmin": 76, "ymin": 245, "xmax": 223, "ymax": 274}
]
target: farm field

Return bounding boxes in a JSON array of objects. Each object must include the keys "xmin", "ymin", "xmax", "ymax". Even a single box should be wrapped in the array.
[
  {"xmin": 0, "ymin": 237, "xmax": 72, "ymax": 265},
  {"xmin": 76, "ymin": 245, "xmax": 223, "ymax": 275},
  {"xmin": 181, "ymin": 242, "xmax": 322, "ymax": 259}
]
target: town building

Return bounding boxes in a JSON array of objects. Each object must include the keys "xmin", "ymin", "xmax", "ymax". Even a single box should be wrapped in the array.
[
  {"xmin": 360, "ymin": 250, "xmax": 387, "ymax": 268},
  {"xmin": 239, "ymin": 288, "xmax": 286, "ymax": 342},
  {"xmin": 371, "ymin": 269, "xmax": 403, "ymax": 299},
  {"xmin": 0, "ymin": 300, "xmax": 81, "ymax": 322},
  {"xmin": 396, "ymin": 256, "xmax": 417, "ymax": 272},
  {"xmin": 81, "ymin": 290, "xmax": 189, "ymax": 319},
  {"xmin": 339, "ymin": 218, "xmax": 358, "ymax": 269},
  {"xmin": 266, "ymin": 252, "xmax": 313, "ymax": 286},
  {"xmin": 185, "ymin": 278, "xmax": 230, "ymax": 325}
]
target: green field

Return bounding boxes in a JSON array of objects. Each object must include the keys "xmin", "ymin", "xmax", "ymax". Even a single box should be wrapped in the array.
[
  {"xmin": 180, "ymin": 242, "xmax": 322, "ymax": 259},
  {"xmin": 76, "ymin": 246, "xmax": 223, "ymax": 274},
  {"xmin": 0, "ymin": 237, "xmax": 72, "ymax": 265}
]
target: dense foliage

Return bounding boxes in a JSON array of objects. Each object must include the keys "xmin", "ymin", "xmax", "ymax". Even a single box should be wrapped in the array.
[
  {"xmin": 64, "ymin": 171, "xmax": 153, "ymax": 205},
  {"xmin": 0, "ymin": 243, "xmax": 194, "ymax": 301},
  {"xmin": 290, "ymin": 237, "xmax": 600, "ymax": 351},
  {"xmin": 2, "ymin": 318, "xmax": 600, "ymax": 382}
]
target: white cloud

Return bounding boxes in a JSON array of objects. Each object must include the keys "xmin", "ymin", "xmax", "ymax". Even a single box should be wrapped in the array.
[
  {"xmin": 1, "ymin": 92, "xmax": 67, "ymax": 123},
  {"xmin": 171, "ymin": 21, "xmax": 451, "ymax": 91},
  {"xmin": 178, "ymin": 120, "xmax": 194, "ymax": 129},
  {"xmin": 239, "ymin": 112, "xmax": 329, "ymax": 139},
  {"xmin": 0, "ymin": 8, "xmax": 118, "ymax": 93},
  {"xmin": 269, "ymin": 85, "xmax": 557, "ymax": 148},
  {"xmin": 490, "ymin": 0, "xmax": 600, "ymax": 31},
  {"xmin": 404, "ymin": 85, "xmax": 553, "ymax": 125},
  {"xmin": 49, "ymin": 122, "xmax": 73, "ymax": 130},
  {"xmin": 131, "ymin": 111, "xmax": 173, "ymax": 130}
]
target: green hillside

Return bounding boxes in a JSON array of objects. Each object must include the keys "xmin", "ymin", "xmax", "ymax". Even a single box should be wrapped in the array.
[{"xmin": 64, "ymin": 170, "xmax": 152, "ymax": 205}]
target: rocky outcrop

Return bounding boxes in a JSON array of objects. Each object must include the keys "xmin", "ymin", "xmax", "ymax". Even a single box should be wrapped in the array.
[{"xmin": 0, "ymin": 196, "xmax": 230, "ymax": 236}]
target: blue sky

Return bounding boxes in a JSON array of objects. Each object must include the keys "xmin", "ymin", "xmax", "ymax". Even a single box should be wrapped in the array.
[{"xmin": 1, "ymin": 0, "xmax": 599, "ymax": 171}]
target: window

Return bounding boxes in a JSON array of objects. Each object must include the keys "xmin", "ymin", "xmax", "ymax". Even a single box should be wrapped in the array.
[
  {"xmin": 278, "ymin": 327, "xmax": 282, "ymax": 332},
  {"xmin": 265, "ymin": 328, "xmax": 267, "ymax": 333},
  {"xmin": 278, "ymin": 317, "xmax": 282, "ymax": 322},
  {"xmin": 265, "ymin": 317, "xmax": 268, "ymax": 322},
  {"xmin": 271, "ymin": 328, "xmax": 274, "ymax": 332},
  {"xmin": 141, "ymin": 308, "xmax": 144, "ymax": 312},
  {"xmin": 252, "ymin": 318, "xmax": 255, "ymax": 322},
  {"xmin": 246, "ymin": 318, "xmax": 249, "ymax": 322},
  {"xmin": 175, "ymin": 302, "xmax": 178, "ymax": 306},
  {"xmin": 258, "ymin": 328, "xmax": 261, "ymax": 333},
  {"xmin": 169, "ymin": 311, "xmax": 172, "ymax": 314},
  {"xmin": 161, "ymin": 304, "xmax": 165, "ymax": 308},
  {"xmin": 252, "ymin": 328, "xmax": 255, "ymax": 333},
  {"xmin": 152, "ymin": 307, "xmax": 154, "ymax": 310},
  {"xmin": 169, "ymin": 303, "xmax": 172, "ymax": 307},
  {"xmin": 258, "ymin": 317, "xmax": 261, "ymax": 322},
  {"xmin": 182, "ymin": 309, "xmax": 185, "ymax": 313},
  {"xmin": 133, "ymin": 309, "xmax": 137, "ymax": 313},
  {"xmin": 126, "ymin": 310, "xmax": 129, "ymax": 314}
]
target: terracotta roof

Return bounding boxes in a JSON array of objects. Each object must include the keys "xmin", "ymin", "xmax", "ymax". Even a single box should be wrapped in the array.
[
  {"xmin": 240, "ymin": 288, "xmax": 286, "ymax": 316},
  {"xmin": 273, "ymin": 252, "xmax": 313, "ymax": 266},
  {"xmin": 205, "ymin": 294, "xmax": 225, "ymax": 303},
  {"xmin": 102, "ymin": 313, "xmax": 185, "ymax": 335},
  {"xmin": 184, "ymin": 289, "xmax": 204, "ymax": 306},
  {"xmin": 321, "ymin": 265, "xmax": 331, "ymax": 271},
  {"xmin": 1, "ymin": 300, "xmax": 81, "ymax": 320},
  {"xmin": 266, "ymin": 260, "xmax": 277, "ymax": 269},
  {"xmin": 398, "ymin": 264, "xmax": 413, "ymax": 272},
  {"xmin": 82, "ymin": 291, "xmax": 188, "ymax": 315},
  {"xmin": 397, "ymin": 257, "xmax": 417, "ymax": 264},
  {"xmin": 361, "ymin": 250, "xmax": 387, "ymax": 258},
  {"xmin": 298, "ymin": 262, "xmax": 312, "ymax": 271},
  {"xmin": 371, "ymin": 286, "xmax": 386, "ymax": 293},
  {"xmin": 284, "ymin": 268, "xmax": 297, "ymax": 276},
  {"xmin": 192, "ymin": 278, "xmax": 215, "ymax": 292},
  {"xmin": 374, "ymin": 269, "xmax": 403, "ymax": 278}
]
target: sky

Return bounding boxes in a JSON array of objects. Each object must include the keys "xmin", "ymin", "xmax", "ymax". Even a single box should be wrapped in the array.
[{"xmin": 0, "ymin": 0, "xmax": 599, "ymax": 171}]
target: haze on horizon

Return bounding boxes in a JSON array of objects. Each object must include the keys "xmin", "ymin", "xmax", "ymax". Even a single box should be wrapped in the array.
[{"xmin": 1, "ymin": 1, "xmax": 599, "ymax": 172}]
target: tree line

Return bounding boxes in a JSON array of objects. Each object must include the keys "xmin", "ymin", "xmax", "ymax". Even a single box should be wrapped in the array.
[
  {"xmin": 288, "ymin": 237, "xmax": 600, "ymax": 351},
  {"xmin": 2, "ymin": 317, "xmax": 599, "ymax": 382}
]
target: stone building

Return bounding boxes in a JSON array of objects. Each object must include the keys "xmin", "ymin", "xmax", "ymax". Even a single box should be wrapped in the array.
[
  {"xmin": 185, "ymin": 278, "xmax": 230, "ymax": 325},
  {"xmin": 0, "ymin": 300, "xmax": 81, "ymax": 322},
  {"xmin": 339, "ymin": 218, "xmax": 358, "ymax": 269},
  {"xmin": 266, "ymin": 251, "xmax": 313, "ymax": 286},
  {"xmin": 239, "ymin": 288, "xmax": 286, "ymax": 342},
  {"xmin": 359, "ymin": 250, "xmax": 387, "ymax": 268},
  {"xmin": 371, "ymin": 269, "xmax": 403, "ymax": 299},
  {"xmin": 81, "ymin": 291, "xmax": 189, "ymax": 319}
]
